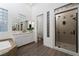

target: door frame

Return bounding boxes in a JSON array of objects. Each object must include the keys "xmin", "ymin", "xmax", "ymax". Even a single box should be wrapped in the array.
[{"xmin": 36, "ymin": 14, "xmax": 44, "ymax": 43}]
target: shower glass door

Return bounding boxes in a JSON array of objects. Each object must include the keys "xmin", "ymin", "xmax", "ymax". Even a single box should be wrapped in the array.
[{"xmin": 55, "ymin": 8, "xmax": 78, "ymax": 52}]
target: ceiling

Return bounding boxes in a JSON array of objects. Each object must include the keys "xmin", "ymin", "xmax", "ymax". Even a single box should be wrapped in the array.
[{"xmin": 26, "ymin": 3, "xmax": 37, "ymax": 7}]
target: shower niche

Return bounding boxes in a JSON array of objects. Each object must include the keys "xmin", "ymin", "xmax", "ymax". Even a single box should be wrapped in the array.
[{"xmin": 55, "ymin": 4, "xmax": 78, "ymax": 53}]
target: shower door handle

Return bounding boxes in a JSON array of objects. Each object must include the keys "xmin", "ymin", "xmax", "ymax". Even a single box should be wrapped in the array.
[{"xmin": 76, "ymin": 13, "xmax": 78, "ymax": 53}]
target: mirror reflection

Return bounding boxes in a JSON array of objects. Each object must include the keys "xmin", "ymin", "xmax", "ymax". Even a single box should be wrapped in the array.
[{"xmin": 12, "ymin": 14, "xmax": 34, "ymax": 33}]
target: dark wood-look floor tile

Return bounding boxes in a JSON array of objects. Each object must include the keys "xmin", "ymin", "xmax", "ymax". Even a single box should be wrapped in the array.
[{"xmin": 16, "ymin": 41, "xmax": 71, "ymax": 56}]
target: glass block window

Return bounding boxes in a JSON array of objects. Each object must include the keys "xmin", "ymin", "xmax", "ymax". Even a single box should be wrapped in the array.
[{"xmin": 0, "ymin": 8, "xmax": 8, "ymax": 32}]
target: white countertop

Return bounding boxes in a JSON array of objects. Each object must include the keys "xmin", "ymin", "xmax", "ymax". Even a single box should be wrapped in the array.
[{"xmin": 12, "ymin": 31, "xmax": 33, "ymax": 35}]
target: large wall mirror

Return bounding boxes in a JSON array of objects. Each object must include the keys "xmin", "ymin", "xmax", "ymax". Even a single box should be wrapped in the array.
[{"xmin": 12, "ymin": 14, "xmax": 34, "ymax": 32}]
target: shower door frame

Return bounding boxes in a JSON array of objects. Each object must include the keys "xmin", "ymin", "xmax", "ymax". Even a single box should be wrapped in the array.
[{"xmin": 55, "ymin": 7, "xmax": 78, "ymax": 53}]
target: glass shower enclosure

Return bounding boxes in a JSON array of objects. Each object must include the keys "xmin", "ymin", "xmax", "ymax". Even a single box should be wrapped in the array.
[{"xmin": 55, "ymin": 3, "xmax": 78, "ymax": 53}]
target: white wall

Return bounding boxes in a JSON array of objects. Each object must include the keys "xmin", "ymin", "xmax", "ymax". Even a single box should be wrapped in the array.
[
  {"xmin": 0, "ymin": 3, "xmax": 32, "ymax": 40},
  {"xmin": 32, "ymin": 3, "xmax": 67, "ymax": 48}
]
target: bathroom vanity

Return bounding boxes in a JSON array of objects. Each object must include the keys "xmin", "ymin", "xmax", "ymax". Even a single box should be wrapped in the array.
[
  {"xmin": 13, "ymin": 31, "xmax": 34, "ymax": 47},
  {"xmin": 12, "ymin": 18, "xmax": 35, "ymax": 47}
]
